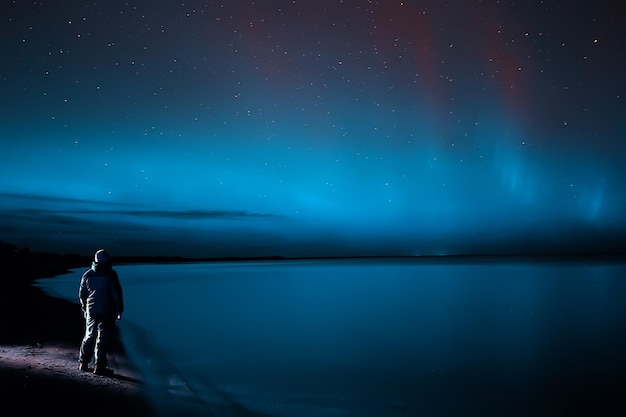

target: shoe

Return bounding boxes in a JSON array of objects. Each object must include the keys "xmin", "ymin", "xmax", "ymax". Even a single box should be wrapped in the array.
[
  {"xmin": 93, "ymin": 365, "xmax": 114, "ymax": 376},
  {"xmin": 79, "ymin": 362, "xmax": 90, "ymax": 372}
]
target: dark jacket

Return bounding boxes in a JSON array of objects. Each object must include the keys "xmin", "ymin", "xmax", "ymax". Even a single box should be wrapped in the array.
[{"xmin": 79, "ymin": 262, "xmax": 124, "ymax": 316}]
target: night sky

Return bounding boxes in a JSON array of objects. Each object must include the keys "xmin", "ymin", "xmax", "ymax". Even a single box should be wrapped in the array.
[{"xmin": 1, "ymin": 1, "xmax": 625, "ymax": 258}]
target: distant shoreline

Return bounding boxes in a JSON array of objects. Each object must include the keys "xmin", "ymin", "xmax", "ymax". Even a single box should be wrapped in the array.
[{"xmin": 4, "ymin": 241, "xmax": 626, "ymax": 286}]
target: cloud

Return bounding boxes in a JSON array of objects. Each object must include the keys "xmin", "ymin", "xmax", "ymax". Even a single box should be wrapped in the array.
[
  {"xmin": 0, "ymin": 192, "xmax": 278, "ymax": 219},
  {"xmin": 0, "ymin": 192, "xmax": 133, "ymax": 206},
  {"xmin": 84, "ymin": 209, "xmax": 278, "ymax": 219},
  {"xmin": 0, "ymin": 191, "xmax": 286, "ymax": 256}
]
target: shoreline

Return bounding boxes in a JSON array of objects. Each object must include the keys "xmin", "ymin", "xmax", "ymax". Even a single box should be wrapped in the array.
[{"xmin": 0, "ymin": 263, "xmax": 153, "ymax": 416}]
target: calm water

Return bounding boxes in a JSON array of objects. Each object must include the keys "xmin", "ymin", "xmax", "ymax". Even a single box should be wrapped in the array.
[{"xmin": 36, "ymin": 257, "xmax": 626, "ymax": 416}]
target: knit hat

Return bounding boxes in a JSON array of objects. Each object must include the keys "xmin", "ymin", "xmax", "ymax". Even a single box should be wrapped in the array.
[{"xmin": 94, "ymin": 249, "xmax": 110, "ymax": 264}]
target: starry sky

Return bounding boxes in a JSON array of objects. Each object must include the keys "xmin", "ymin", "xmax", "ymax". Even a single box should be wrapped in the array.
[{"xmin": 1, "ymin": 0, "xmax": 625, "ymax": 258}]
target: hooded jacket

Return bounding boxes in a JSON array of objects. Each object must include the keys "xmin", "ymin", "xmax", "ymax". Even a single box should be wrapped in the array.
[{"xmin": 79, "ymin": 261, "xmax": 124, "ymax": 316}]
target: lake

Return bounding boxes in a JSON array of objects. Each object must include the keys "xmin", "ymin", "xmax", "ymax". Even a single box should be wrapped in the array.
[{"xmin": 35, "ymin": 257, "xmax": 626, "ymax": 416}]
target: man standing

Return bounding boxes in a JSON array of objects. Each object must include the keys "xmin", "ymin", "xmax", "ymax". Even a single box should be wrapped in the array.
[{"xmin": 78, "ymin": 249, "xmax": 124, "ymax": 376}]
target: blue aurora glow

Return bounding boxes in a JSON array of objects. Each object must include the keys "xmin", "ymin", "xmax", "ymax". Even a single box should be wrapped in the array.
[{"xmin": 1, "ymin": 1, "xmax": 625, "ymax": 257}]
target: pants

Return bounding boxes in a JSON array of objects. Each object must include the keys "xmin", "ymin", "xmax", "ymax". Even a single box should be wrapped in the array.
[{"xmin": 79, "ymin": 312, "xmax": 116, "ymax": 367}]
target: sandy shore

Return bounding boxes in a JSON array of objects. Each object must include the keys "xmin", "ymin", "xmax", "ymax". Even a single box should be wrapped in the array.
[{"xmin": 0, "ymin": 266, "xmax": 153, "ymax": 416}]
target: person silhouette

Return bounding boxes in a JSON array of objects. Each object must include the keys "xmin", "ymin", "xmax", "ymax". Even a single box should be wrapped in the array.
[{"xmin": 78, "ymin": 249, "xmax": 124, "ymax": 375}]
